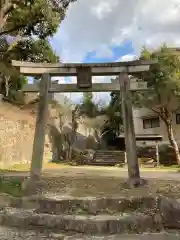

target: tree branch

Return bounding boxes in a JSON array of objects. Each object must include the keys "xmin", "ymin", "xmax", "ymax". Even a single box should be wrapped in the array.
[
  {"xmin": 0, "ymin": 0, "xmax": 21, "ymax": 31},
  {"xmin": 2, "ymin": 3, "xmax": 14, "ymax": 16},
  {"xmin": 149, "ymin": 107, "xmax": 160, "ymax": 115},
  {"xmin": 100, "ymin": 129, "xmax": 109, "ymax": 138},
  {"xmin": 0, "ymin": 23, "xmax": 27, "ymax": 36}
]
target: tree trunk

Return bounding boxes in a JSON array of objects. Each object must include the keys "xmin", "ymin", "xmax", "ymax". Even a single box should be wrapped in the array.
[
  {"xmin": 0, "ymin": 1, "xmax": 21, "ymax": 33},
  {"xmin": 94, "ymin": 129, "xmax": 101, "ymax": 149},
  {"xmin": 164, "ymin": 120, "xmax": 180, "ymax": 165},
  {"xmin": 0, "ymin": 3, "xmax": 11, "ymax": 32},
  {"xmin": 65, "ymin": 143, "xmax": 72, "ymax": 161},
  {"xmin": 68, "ymin": 145, "xmax": 72, "ymax": 160}
]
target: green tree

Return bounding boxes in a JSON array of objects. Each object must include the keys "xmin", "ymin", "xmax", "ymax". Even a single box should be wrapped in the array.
[
  {"xmin": 0, "ymin": 0, "xmax": 76, "ymax": 37},
  {"xmin": 0, "ymin": 38, "xmax": 59, "ymax": 101},
  {"xmin": 79, "ymin": 92, "xmax": 99, "ymax": 118},
  {"xmin": 134, "ymin": 45, "xmax": 180, "ymax": 164},
  {"xmin": 0, "ymin": 0, "xmax": 75, "ymax": 101},
  {"xmin": 107, "ymin": 91, "xmax": 123, "ymax": 136},
  {"xmin": 9, "ymin": 38, "xmax": 60, "ymax": 63},
  {"xmin": 101, "ymin": 91, "xmax": 123, "ymax": 144}
]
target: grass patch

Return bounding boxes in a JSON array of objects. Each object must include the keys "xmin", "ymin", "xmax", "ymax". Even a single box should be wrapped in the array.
[
  {"xmin": 0, "ymin": 163, "xmax": 179, "ymax": 174},
  {"xmin": 0, "ymin": 177, "xmax": 22, "ymax": 197},
  {"xmin": 0, "ymin": 162, "xmax": 70, "ymax": 172},
  {"xmin": 0, "ymin": 159, "xmax": 179, "ymax": 179}
]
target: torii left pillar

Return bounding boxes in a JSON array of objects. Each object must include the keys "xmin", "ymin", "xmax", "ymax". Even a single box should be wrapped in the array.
[
  {"xmin": 30, "ymin": 73, "xmax": 50, "ymax": 180},
  {"xmin": 23, "ymin": 74, "xmax": 50, "ymax": 194}
]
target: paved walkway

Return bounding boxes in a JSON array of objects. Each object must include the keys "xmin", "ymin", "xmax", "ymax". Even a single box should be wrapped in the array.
[{"xmin": 1, "ymin": 166, "xmax": 180, "ymax": 180}]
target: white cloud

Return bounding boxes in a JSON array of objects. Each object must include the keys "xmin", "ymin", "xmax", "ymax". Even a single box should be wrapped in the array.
[
  {"xmin": 120, "ymin": 54, "xmax": 137, "ymax": 62},
  {"xmin": 52, "ymin": 0, "xmax": 180, "ymax": 62},
  {"xmin": 94, "ymin": 45, "xmax": 114, "ymax": 59}
]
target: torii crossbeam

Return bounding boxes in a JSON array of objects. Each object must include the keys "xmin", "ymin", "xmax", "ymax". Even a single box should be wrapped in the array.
[{"xmin": 12, "ymin": 59, "xmax": 155, "ymax": 189}]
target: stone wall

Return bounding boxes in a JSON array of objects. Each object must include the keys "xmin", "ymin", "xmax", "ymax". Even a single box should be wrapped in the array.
[{"xmin": 0, "ymin": 102, "xmax": 51, "ymax": 168}]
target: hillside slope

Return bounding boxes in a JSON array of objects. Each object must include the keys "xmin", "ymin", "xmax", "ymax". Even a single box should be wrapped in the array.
[{"xmin": 0, "ymin": 101, "xmax": 51, "ymax": 168}]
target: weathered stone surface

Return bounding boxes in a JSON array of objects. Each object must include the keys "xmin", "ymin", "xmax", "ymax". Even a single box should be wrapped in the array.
[
  {"xmin": 0, "ymin": 226, "xmax": 178, "ymax": 240},
  {"xmin": 0, "ymin": 102, "xmax": 51, "ymax": 168},
  {"xmin": 159, "ymin": 197, "xmax": 180, "ymax": 229},
  {"xmin": 34, "ymin": 195, "xmax": 158, "ymax": 215},
  {"xmin": 0, "ymin": 192, "xmax": 23, "ymax": 209},
  {"xmin": 0, "ymin": 226, "xmax": 62, "ymax": 239},
  {"xmin": 2, "ymin": 195, "xmax": 180, "ymax": 236},
  {"xmin": 0, "ymin": 208, "xmax": 159, "ymax": 234},
  {"xmin": 64, "ymin": 232, "xmax": 180, "ymax": 240},
  {"xmin": 0, "ymin": 193, "xmax": 15, "ymax": 208},
  {"xmin": 21, "ymin": 177, "xmax": 45, "ymax": 196}
]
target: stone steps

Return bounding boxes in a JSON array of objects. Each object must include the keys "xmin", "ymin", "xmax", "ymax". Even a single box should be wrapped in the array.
[
  {"xmin": 0, "ymin": 195, "xmax": 163, "ymax": 235},
  {"xmin": 0, "ymin": 208, "xmax": 159, "ymax": 235},
  {"xmin": 88, "ymin": 162, "xmax": 122, "ymax": 166},
  {"xmin": 91, "ymin": 150, "xmax": 125, "ymax": 166},
  {"xmin": 0, "ymin": 226, "xmax": 179, "ymax": 240},
  {"xmin": 29, "ymin": 195, "xmax": 157, "ymax": 215},
  {"xmin": 61, "ymin": 232, "xmax": 180, "ymax": 240},
  {"xmin": 2, "ymin": 195, "xmax": 180, "ymax": 237}
]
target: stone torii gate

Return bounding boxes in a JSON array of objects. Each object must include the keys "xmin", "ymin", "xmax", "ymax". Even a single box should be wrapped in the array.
[{"xmin": 12, "ymin": 60, "xmax": 154, "ymax": 187}]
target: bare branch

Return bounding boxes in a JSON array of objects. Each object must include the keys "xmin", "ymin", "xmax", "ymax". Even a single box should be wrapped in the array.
[{"xmin": 149, "ymin": 107, "xmax": 160, "ymax": 115}]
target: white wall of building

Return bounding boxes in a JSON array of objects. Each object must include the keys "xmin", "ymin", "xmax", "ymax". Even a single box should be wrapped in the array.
[{"xmin": 133, "ymin": 107, "xmax": 180, "ymax": 146}]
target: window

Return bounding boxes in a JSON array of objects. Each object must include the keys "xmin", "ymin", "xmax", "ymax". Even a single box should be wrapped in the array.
[
  {"xmin": 143, "ymin": 117, "xmax": 160, "ymax": 129},
  {"xmin": 176, "ymin": 114, "xmax": 180, "ymax": 124}
]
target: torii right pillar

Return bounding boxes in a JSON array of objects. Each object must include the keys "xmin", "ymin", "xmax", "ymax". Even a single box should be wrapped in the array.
[{"xmin": 119, "ymin": 72, "xmax": 146, "ymax": 187}]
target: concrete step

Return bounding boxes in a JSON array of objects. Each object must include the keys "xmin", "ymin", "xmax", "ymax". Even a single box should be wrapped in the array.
[
  {"xmin": 19, "ymin": 196, "xmax": 158, "ymax": 215},
  {"xmin": 95, "ymin": 153, "xmax": 124, "ymax": 155},
  {"xmin": 95, "ymin": 151, "xmax": 124, "ymax": 153},
  {"xmin": 88, "ymin": 162, "xmax": 121, "ymax": 166},
  {"xmin": 95, "ymin": 152, "xmax": 124, "ymax": 156},
  {"xmin": 94, "ymin": 157, "xmax": 124, "ymax": 160},
  {"xmin": 95, "ymin": 152, "xmax": 124, "ymax": 155},
  {"xmin": 0, "ymin": 207, "xmax": 160, "ymax": 235},
  {"xmin": 0, "ymin": 226, "xmax": 179, "ymax": 240},
  {"xmin": 95, "ymin": 155, "xmax": 124, "ymax": 158},
  {"xmin": 90, "ymin": 160, "xmax": 122, "ymax": 164},
  {"xmin": 94, "ymin": 150, "xmax": 125, "ymax": 165}
]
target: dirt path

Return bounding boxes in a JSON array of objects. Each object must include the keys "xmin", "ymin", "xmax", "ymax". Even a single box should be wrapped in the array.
[
  {"xmin": 2, "ymin": 167, "xmax": 180, "ymax": 198},
  {"xmin": 43, "ymin": 167, "xmax": 180, "ymax": 180},
  {"xmin": 1, "ymin": 166, "xmax": 180, "ymax": 180}
]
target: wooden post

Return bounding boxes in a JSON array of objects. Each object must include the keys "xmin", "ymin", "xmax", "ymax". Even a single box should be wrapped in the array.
[
  {"xmin": 119, "ymin": 72, "xmax": 141, "ymax": 186},
  {"xmin": 156, "ymin": 141, "xmax": 160, "ymax": 167},
  {"xmin": 30, "ymin": 74, "xmax": 50, "ymax": 180}
]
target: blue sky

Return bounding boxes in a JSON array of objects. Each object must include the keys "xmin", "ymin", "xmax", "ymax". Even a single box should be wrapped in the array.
[{"xmin": 83, "ymin": 41, "xmax": 134, "ymax": 63}]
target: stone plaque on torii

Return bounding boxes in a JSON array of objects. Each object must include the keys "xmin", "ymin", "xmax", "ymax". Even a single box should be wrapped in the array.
[{"xmin": 12, "ymin": 60, "xmax": 154, "ymax": 188}]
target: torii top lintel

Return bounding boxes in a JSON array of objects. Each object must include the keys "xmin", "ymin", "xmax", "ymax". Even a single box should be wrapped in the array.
[{"xmin": 11, "ymin": 60, "xmax": 155, "ymax": 77}]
